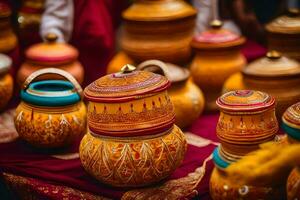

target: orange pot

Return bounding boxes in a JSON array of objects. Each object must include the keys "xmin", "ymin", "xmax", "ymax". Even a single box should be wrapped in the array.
[{"xmin": 0, "ymin": 54, "xmax": 13, "ymax": 111}]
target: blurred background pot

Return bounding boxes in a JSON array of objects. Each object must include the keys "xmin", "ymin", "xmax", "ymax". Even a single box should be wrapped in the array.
[{"xmin": 0, "ymin": 54, "xmax": 13, "ymax": 111}]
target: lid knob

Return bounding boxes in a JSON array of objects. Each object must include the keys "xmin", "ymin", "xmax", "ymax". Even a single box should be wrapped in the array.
[
  {"xmin": 210, "ymin": 19, "xmax": 223, "ymax": 29},
  {"xmin": 45, "ymin": 33, "xmax": 58, "ymax": 43},
  {"xmin": 266, "ymin": 50, "xmax": 282, "ymax": 60},
  {"xmin": 121, "ymin": 64, "xmax": 136, "ymax": 73},
  {"xmin": 288, "ymin": 8, "xmax": 300, "ymax": 17}
]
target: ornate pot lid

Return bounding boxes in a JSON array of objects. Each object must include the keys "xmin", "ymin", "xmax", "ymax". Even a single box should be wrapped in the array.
[
  {"xmin": 191, "ymin": 20, "xmax": 245, "ymax": 50},
  {"xmin": 0, "ymin": 53, "xmax": 11, "ymax": 76},
  {"xmin": 282, "ymin": 102, "xmax": 300, "ymax": 140},
  {"xmin": 137, "ymin": 60, "xmax": 190, "ymax": 83},
  {"xmin": 243, "ymin": 51, "xmax": 300, "ymax": 78},
  {"xmin": 122, "ymin": 0, "xmax": 196, "ymax": 21},
  {"xmin": 84, "ymin": 64, "xmax": 171, "ymax": 102},
  {"xmin": 0, "ymin": 3, "xmax": 11, "ymax": 18},
  {"xmin": 216, "ymin": 90, "xmax": 275, "ymax": 113},
  {"xmin": 266, "ymin": 8, "xmax": 300, "ymax": 34},
  {"xmin": 25, "ymin": 33, "xmax": 78, "ymax": 65}
]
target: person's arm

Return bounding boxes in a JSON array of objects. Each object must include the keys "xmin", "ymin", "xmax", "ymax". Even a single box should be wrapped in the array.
[{"xmin": 40, "ymin": 0, "xmax": 74, "ymax": 42}]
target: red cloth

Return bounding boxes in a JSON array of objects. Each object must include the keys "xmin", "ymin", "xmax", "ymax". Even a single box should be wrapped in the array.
[{"xmin": 241, "ymin": 40, "xmax": 267, "ymax": 62}]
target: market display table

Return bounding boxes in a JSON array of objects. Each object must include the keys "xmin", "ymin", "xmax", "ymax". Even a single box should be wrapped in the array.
[{"xmin": 0, "ymin": 110, "xmax": 219, "ymax": 200}]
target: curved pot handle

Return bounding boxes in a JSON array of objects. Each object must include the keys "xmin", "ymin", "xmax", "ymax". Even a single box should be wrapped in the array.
[
  {"xmin": 22, "ymin": 68, "xmax": 83, "ymax": 99},
  {"xmin": 136, "ymin": 60, "xmax": 171, "ymax": 80}
]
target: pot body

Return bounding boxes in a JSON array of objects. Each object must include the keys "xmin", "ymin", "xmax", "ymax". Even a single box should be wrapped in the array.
[
  {"xmin": 287, "ymin": 167, "xmax": 300, "ymax": 200},
  {"xmin": 267, "ymin": 32, "xmax": 300, "ymax": 61},
  {"xmin": 17, "ymin": 61, "xmax": 84, "ymax": 86},
  {"xmin": 191, "ymin": 50, "xmax": 246, "ymax": 111},
  {"xmin": 169, "ymin": 79, "xmax": 204, "ymax": 128},
  {"xmin": 0, "ymin": 28, "xmax": 17, "ymax": 53},
  {"xmin": 79, "ymin": 125, "xmax": 186, "ymax": 187},
  {"xmin": 121, "ymin": 16, "xmax": 195, "ymax": 64},
  {"xmin": 243, "ymin": 77, "xmax": 300, "ymax": 119},
  {"xmin": 15, "ymin": 101, "xmax": 86, "ymax": 148},
  {"xmin": 106, "ymin": 51, "xmax": 135, "ymax": 74},
  {"xmin": 210, "ymin": 168, "xmax": 285, "ymax": 200},
  {"xmin": 217, "ymin": 108, "xmax": 278, "ymax": 157},
  {"xmin": 222, "ymin": 72, "xmax": 245, "ymax": 94},
  {"xmin": 0, "ymin": 74, "xmax": 13, "ymax": 110}
]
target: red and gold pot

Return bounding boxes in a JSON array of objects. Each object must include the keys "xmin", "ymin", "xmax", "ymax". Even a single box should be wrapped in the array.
[{"xmin": 79, "ymin": 64, "xmax": 187, "ymax": 187}]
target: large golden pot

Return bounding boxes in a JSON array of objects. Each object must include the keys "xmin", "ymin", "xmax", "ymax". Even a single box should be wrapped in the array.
[
  {"xmin": 0, "ymin": 54, "xmax": 13, "ymax": 111},
  {"xmin": 79, "ymin": 64, "xmax": 187, "ymax": 187},
  {"xmin": 15, "ymin": 68, "xmax": 86, "ymax": 148},
  {"xmin": 210, "ymin": 90, "xmax": 280, "ymax": 199},
  {"xmin": 0, "ymin": 3, "xmax": 17, "ymax": 53},
  {"xmin": 282, "ymin": 102, "xmax": 300, "ymax": 200},
  {"xmin": 120, "ymin": 0, "xmax": 196, "ymax": 64},
  {"xmin": 266, "ymin": 9, "xmax": 300, "ymax": 60},
  {"xmin": 137, "ymin": 59, "xmax": 204, "ymax": 128},
  {"xmin": 17, "ymin": 33, "xmax": 84, "ymax": 86},
  {"xmin": 190, "ymin": 20, "xmax": 246, "ymax": 111}
]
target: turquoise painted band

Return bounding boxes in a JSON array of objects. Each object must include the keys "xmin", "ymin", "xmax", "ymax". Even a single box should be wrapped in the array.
[
  {"xmin": 213, "ymin": 147, "xmax": 230, "ymax": 169},
  {"xmin": 21, "ymin": 80, "xmax": 80, "ymax": 107},
  {"xmin": 282, "ymin": 123, "xmax": 300, "ymax": 141}
]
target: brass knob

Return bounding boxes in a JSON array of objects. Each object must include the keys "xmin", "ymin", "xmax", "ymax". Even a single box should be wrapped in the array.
[
  {"xmin": 288, "ymin": 8, "xmax": 300, "ymax": 17},
  {"xmin": 210, "ymin": 19, "xmax": 223, "ymax": 29},
  {"xmin": 266, "ymin": 50, "xmax": 282, "ymax": 60},
  {"xmin": 45, "ymin": 33, "xmax": 58, "ymax": 43},
  {"xmin": 121, "ymin": 64, "xmax": 136, "ymax": 73}
]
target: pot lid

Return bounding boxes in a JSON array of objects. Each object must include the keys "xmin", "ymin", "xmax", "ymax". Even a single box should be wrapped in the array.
[
  {"xmin": 137, "ymin": 60, "xmax": 190, "ymax": 83},
  {"xmin": 0, "ymin": 3, "xmax": 11, "ymax": 18},
  {"xmin": 84, "ymin": 64, "xmax": 170, "ymax": 102},
  {"xmin": 266, "ymin": 8, "xmax": 300, "ymax": 34},
  {"xmin": 216, "ymin": 90, "xmax": 275, "ymax": 113},
  {"xmin": 191, "ymin": 20, "xmax": 245, "ymax": 49},
  {"xmin": 282, "ymin": 102, "xmax": 300, "ymax": 132},
  {"xmin": 122, "ymin": 0, "xmax": 197, "ymax": 21},
  {"xmin": 0, "ymin": 53, "xmax": 11, "ymax": 76},
  {"xmin": 26, "ymin": 33, "xmax": 78, "ymax": 64},
  {"xmin": 243, "ymin": 51, "xmax": 300, "ymax": 77}
]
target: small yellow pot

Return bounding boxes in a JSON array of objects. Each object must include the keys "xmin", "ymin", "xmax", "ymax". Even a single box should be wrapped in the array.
[{"xmin": 15, "ymin": 68, "xmax": 86, "ymax": 148}]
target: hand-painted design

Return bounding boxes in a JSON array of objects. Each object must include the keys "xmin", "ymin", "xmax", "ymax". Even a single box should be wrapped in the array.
[
  {"xmin": 79, "ymin": 125, "xmax": 187, "ymax": 187},
  {"xmin": 287, "ymin": 168, "xmax": 300, "ymax": 200},
  {"xmin": 0, "ymin": 109, "xmax": 18, "ymax": 143},
  {"xmin": 3, "ymin": 173, "xmax": 110, "ymax": 200},
  {"xmin": 72, "ymin": 115, "xmax": 81, "ymax": 125},
  {"xmin": 15, "ymin": 102, "xmax": 86, "ymax": 148},
  {"xmin": 122, "ymin": 154, "xmax": 213, "ymax": 200}
]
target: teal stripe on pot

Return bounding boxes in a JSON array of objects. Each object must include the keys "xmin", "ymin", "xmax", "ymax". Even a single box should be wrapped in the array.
[
  {"xmin": 21, "ymin": 80, "xmax": 80, "ymax": 107},
  {"xmin": 213, "ymin": 147, "xmax": 230, "ymax": 169},
  {"xmin": 282, "ymin": 123, "xmax": 300, "ymax": 141}
]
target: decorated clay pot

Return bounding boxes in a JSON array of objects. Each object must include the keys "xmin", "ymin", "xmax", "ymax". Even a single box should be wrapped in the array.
[
  {"xmin": 18, "ymin": 0, "xmax": 45, "ymax": 46},
  {"xmin": 15, "ymin": 68, "xmax": 86, "ymax": 148},
  {"xmin": 0, "ymin": 3, "xmax": 17, "ymax": 53},
  {"xmin": 242, "ymin": 50, "xmax": 300, "ymax": 119},
  {"xmin": 210, "ymin": 90, "xmax": 280, "ymax": 200},
  {"xmin": 266, "ymin": 8, "xmax": 300, "ymax": 60},
  {"xmin": 282, "ymin": 102, "xmax": 300, "ymax": 199},
  {"xmin": 120, "ymin": 0, "xmax": 196, "ymax": 64},
  {"xmin": 79, "ymin": 64, "xmax": 187, "ymax": 187},
  {"xmin": 190, "ymin": 20, "xmax": 246, "ymax": 111},
  {"xmin": 137, "ymin": 59, "xmax": 205, "ymax": 128},
  {"xmin": 0, "ymin": 54, "xmax": 13, "ymax": 111},
  {"xmin": 17, "ymin": 33, "xmax": 84, "ymax": 86}
]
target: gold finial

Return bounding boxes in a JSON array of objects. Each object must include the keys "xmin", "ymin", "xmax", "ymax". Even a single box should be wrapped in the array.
[
  {"xmin": 45, "ymin": 33, "xmax": 58, "ymax": 43},
  {"xmin": 266, "ymin": 50, "xmax": 282, "ymax": 60},
  {"xmin": 288, "ymin": 8, "xmax": 300, "ymax": 17},
  {"xmin": 210, "ymin": 19, "xmax": 223, "ymax": 29},
  {"xmin": 121, "ymin": 64, "xmax": 136, "ymax": 73}
]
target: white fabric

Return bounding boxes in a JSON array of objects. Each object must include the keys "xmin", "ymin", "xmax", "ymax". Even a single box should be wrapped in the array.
[
  {"xmin": 40, "ymin": 0, "xmax": 74, "ymax": 42},
  {"xmin": 192, "ymin": 0, "xmax": 241, "ymax": 34}
]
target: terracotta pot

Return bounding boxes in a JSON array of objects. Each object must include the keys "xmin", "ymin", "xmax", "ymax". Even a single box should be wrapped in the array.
[
  {"xmin": 120, "ymin": 0, "xmax": 196, "ymax": 64},
  {"xmin": 0, "ymin": 3, "xmax": 17, "ymax": 53},
  {"xmin": 17, "ymin": 33, "xmax": 84, "ymax": 86},
  {"xmin": 190, "ymin": 20, "xmax": 246, "ymax": 111},
  {"xmin": 222, "ymin": 72, "xmax": 245, "ymax": 94},
  {"xmin": 14, "ymin": 68, "xmax": 87, "ymax": 148},
  {"xmin": 282, "ymin": 102, "xmax": 300, "ymax": 200},
  {"xmin": 0, "ymin": 54, "xmax": 13, "ymax": 111},
  {"xmin": 242, "ymin": 50, "xmax": 300, "ymax": 119},
  {"xmin": 266, "ymin": 9, "xmax": 300, "ymax": 61},
  {"xmin": 106, "ymin": 51, "xmax": 135, "ymax": 74},
  {"xmin": 80, "ymin": 64, "xmax": 187, "ymax": 187},
  {"xmin": 137, "ymin": 59, "xmax": 205, "ymax": 128}
]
